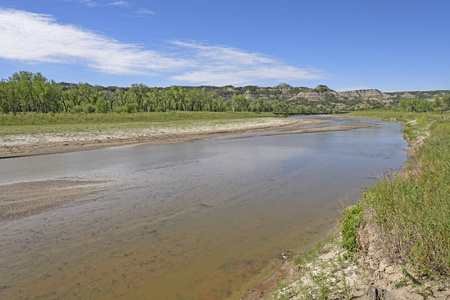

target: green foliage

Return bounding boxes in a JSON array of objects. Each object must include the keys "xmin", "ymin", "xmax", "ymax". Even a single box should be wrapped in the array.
[
  {"xmin": 398, "ymin": 98, "xmax": 433, "ymax": 112},
  {"xmin": 95, "ymin": 96, "xmax": 109, "ymax": 113},
  {"xmin": 124, "ymin": 102, "xmax": 139, "ymax": 113},
  {"xmin": 340, "ymin": 203, "xmax": 364, "ymax": 253},
  {"xmin": 0, "ymin": 70, "xmax": 402, "ymax": 116},
  {"xmin": 0, "ymin": 111, "xmax": 277, "ymax": 127},
  {"xmin": 83, "ymin": 104, "xmax": 96, "ymax": 114},
  {"xmin": 72, "ymin": 105, "xmax": 84, "ymax": 113},
  {"xmin": 359, "ymin": 113, "xmax": 450, "ymax": 275},
  {"xmin": 2, "ymin": 70, "xmax": 448, "ymax": 116}
]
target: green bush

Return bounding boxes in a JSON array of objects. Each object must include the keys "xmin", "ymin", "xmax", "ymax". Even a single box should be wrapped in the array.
[
  {"xmin": 125, "ymin": 103, "xmax": 139, "ymax": 113},
  {"xmin": 83, "ymin": 104, "xmax": 97, "ymax": 114},
  {"xmin": 95, "ymin": 97, "xmax": 110, "ymax": 113},
  {"xmin": 113, "ymin": 106, "xmax": 125, "ymax": 113},
  {"xmin": 340, "ymin": 202, "xmax": 364, "ymax": 253},
  {"xmin": 72, "ymin": 105, "xmax": 84, "ymax": 113}
]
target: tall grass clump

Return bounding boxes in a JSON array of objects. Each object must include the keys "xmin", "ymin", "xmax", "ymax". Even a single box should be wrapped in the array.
[{"xmin": 362, "ymin": 118, "xmax": 450, "ymax": 275}]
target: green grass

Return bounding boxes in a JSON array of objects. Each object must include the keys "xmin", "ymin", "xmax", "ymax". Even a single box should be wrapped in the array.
[
  {"xmin": 345, "ymin": 110, "xmax": 450, "ymax": 276},
  {"xmin": 0, "ymin": 111, "xmax": 279, "ymax": 136},
  {"xmin": 271, "ymin": 110, "xmax": 449, "ymax": 299},
  {"xmin": 0, "ymin": 111, "xmax": 277, "ymax": 126}
]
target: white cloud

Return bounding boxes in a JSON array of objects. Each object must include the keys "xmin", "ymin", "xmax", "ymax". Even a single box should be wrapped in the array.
[
  {"xmin": 0, "ymin": 9, "xmax": 327, "ymax": 85},
  {"xmin": 136, "ymin": 8, "xmax": 156, "ymax": 15},
  {"xmin": 170, "ymin": 41, "xmax": 326, "ymax": 86},
  {"xmin": 107, "ymin": 1, "xmax": 130, "ymax": 7},
  {"xmin": 63, "ymin": 0, "xmax": 131, "ymax": 8},
  {"xmin": 63, "ymin": 0, "xmax": 98, "ymax": 7},
  {"xmin": 0, "ymin": 8, "xmax": 189, "ymax": 75}
]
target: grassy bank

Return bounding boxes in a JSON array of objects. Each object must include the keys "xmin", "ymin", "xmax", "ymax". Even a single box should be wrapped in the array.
[
  {"xmin": 272, "ymin": 111, "xmax": 449, "ymax": 299},
  {"xmin": 0, "ymin": 111, "xmax": 277, "ymax": 136},
  {"xmin": 347, "ymin": 111, "xmax": 449, "ymax": 275},
  {"xmin": 0, "ymin": 111, "xmax": 277, "ymax": 126}
]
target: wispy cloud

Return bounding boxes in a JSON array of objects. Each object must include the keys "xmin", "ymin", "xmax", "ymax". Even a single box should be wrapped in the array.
[
  {"xmin": 107, "ymin": 1, "xmax": 130, "ymax": 7},
  {"xmin": 0, "ymin": 8, "xmax": 327, "ymax": 85},
  {"xmin": 63, "ymin": 0, "xmax": 130, "ymax": 8},
  {"xmin": 0, "ymin": 8, "xmax": 188, "ymax": 75},
  {"xmin": 63, "ymin": 0, "xmax": 98, "ymax": 7},
  {"xmin": 169, "ymin": 41, "xmax": 326, "ymax": 86},
  {"xmin": 136, "ymin": 8, "xmax": 156, "ymax": 15}
]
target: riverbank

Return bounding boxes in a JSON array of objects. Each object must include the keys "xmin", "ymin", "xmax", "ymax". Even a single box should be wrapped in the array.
[
  {"xmin": 0, "ymin": 115, "xmax": 332, "ymax": 222},
  {"xmin": 0, "ymin": 116, "xmax": 307, "ymax": 158},
  {"xmin": 267, "ymin": 112, "xmax": 450, "ymax": 300}
]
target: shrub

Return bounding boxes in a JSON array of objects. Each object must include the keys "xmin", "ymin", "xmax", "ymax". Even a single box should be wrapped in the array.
[
  {"xmin": 72, "ymin": 105, "xmax": 84, "ymax": 113},
  {"xmin": 340, "ymin": 202, "xmax": 364, "ymax": 253},
  {"xmin": 83, "ymin": 104, "xmax": 97, "ymax": 114},
  {"xmin": 125, "ymin": 103, "xmax": 138, "ymax": 113}
]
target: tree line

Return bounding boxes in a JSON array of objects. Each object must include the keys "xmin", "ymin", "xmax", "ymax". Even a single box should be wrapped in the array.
[
  {"xmin": 397, "ymin": 96, "xmax": 450, "ymax": 113},
  {"xmin": 3, "ymin": 71, "xmax": 447, "ymax": 115},
  {"xmin": 0, "ymin": 71, "xmax": 299, "ymax": 114}
]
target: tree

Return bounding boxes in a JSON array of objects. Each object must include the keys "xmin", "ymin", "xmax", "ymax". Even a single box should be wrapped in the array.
[
  {"xmin": 130, "ymin": 83, "xmax": 149, "ymax": 110},
  {"xmin": 441, "ymin": 94, "xmax": 450, "ymax": 111},
  {"xmin": 0, "ymin": 80, "xmax": 9, "ymax": 113},
  {"xmin": 205, "ymin": 91, "xmax": 216, "ymax": 112},
  {"xmin": 79, "ymin": 83, "xmax": 93, "ymax": 104}
]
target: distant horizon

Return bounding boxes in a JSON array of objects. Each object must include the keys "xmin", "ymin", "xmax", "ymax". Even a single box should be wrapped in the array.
[
  {"xmin": 2, "ymin": 69, "xmax": 449, "ymax": 93},
  {"xmin": 53, "ymin": 78, "xmax": 450, "ymax": 93},
  {"xmin": 1, "ymin": 1, "xmax": 449, "ymax": 92}
]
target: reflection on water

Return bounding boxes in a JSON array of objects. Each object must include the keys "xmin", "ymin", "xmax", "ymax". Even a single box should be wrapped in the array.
[{"xmin": 0, "ymin": 117, "xmax": 407, "ymax": 299}]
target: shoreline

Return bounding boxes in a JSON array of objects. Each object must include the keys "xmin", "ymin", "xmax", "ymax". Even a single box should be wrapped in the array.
[
  {"xmin": 1, "ymin": 116, "xmax": 393, "ymax": 299},
  {"xmin": 241, "ymin": 115, "xmax": 417, "ymax": 300},
  {"xmin": 263, "ymin": 114, "xmax": 450, "ymax": 300},
  {"xmin": 0, "ymin": 117, "xmax": 323, "ymax": 159},
  {"xmin": 0, "ymin": 117, "xmax": 329, "ymax": 222}
]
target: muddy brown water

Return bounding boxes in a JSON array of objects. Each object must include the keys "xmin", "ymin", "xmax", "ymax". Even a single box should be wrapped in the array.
[{"xmin": 0, "ymin": 117, "xmax": 407, "ymax": 299}]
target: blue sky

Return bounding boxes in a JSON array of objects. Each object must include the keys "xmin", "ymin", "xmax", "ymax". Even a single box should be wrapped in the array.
[{"xmin": 0, "ymin": 0, "xmax": 449, "ymax": 91}]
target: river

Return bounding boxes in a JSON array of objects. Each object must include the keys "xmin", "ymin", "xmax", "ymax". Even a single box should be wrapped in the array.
[{"xmin": 0, "ymin": 117, "xmax": 407, "ymax": 299}]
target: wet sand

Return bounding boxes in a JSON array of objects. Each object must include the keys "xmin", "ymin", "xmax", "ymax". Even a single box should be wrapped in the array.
[
  {"xmin": 261, "ymin": 124, "xmax": 370, "ymax": 136},
  {"xmin": 0, "ymin": 180, "xmax": 105, "ymax": 222}
]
